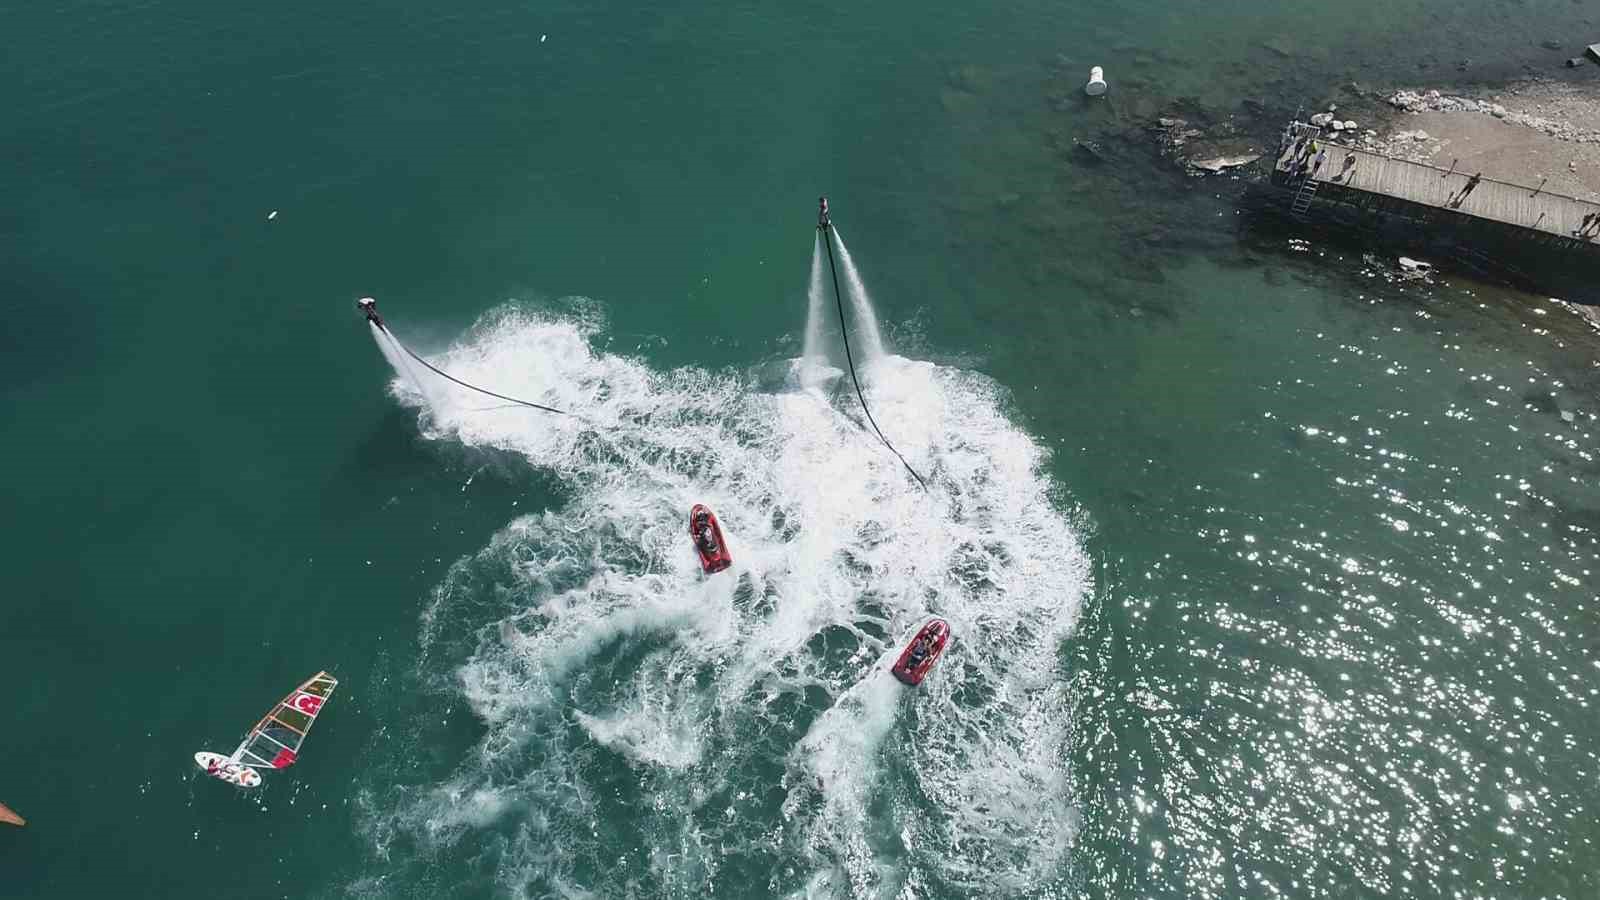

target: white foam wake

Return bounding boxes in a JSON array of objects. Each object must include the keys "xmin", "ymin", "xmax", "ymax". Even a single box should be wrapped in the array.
[{"xmin": 353, "ymin": 302, "xmax": 1091, "ymax": 899}]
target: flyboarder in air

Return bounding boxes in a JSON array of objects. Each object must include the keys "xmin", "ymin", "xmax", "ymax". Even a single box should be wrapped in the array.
[{"xmin": 357, "ymin": 296, "xmax": 385, "ymax": 329}]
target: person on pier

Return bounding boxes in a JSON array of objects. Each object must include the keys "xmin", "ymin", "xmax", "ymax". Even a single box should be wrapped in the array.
[{"xmin": 1448, "ymin": 173, "xmax": 1483, "ymax": 209}]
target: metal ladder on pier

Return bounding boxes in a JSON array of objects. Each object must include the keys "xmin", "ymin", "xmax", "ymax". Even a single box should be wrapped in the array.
[{"xmin": 1290, "ymin": 176, "xmax": 1320, "ymax": 220}]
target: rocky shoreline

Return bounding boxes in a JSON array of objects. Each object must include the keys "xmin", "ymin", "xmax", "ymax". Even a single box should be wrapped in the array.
[
  {"xmin": 1365, "ymin": 79, "xmax": 1600, "ymax": 199},
  {"xmin": 1136, "ymin": 75, "xmax": 1600, "ymax": 201},
  {"xmin": 1387, "ymin": 83, "xmax": 1600, "ymax": 144}
]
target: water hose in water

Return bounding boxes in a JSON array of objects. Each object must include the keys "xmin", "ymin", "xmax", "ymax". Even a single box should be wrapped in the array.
[
  {"xmin": 359, "ymin": 298, "xmax": 572, "ymax": 417},
  {"xmin": 817, "ymin": 199, "xmax": 929, "ymax": 490}
]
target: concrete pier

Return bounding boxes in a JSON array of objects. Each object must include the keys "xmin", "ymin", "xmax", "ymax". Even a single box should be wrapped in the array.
[{"xmin": 1248, "ymin": 121, "xmax": 1600, "ymax": 303}]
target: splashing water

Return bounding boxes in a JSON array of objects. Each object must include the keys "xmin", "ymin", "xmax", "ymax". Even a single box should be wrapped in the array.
[{"xmin": 353, "ymin": 300, "xmax": 1090, "ymax": 899}]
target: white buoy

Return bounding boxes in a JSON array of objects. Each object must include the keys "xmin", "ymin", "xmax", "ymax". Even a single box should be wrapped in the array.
[{"xmin": 1085, "ymin": 66, "xmax": 1107, "ymax": 97}]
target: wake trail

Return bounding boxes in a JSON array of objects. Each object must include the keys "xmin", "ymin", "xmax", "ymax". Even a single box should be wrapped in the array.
[{"xmin": 352, "ymin": 303, "xmax": 1091, "ymax": 900}]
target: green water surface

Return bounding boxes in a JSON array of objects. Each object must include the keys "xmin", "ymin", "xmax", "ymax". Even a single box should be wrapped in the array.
[{"xmin": 4, "ymin": 0, "xmax": 1600, "ymax": 897}]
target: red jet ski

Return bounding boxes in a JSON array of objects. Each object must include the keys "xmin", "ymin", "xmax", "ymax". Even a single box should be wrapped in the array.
[
  {"xmin": 891, "ymin": 618, "xmax": 951, "ymax": 686},
  {"xmin": 689, "ymin": 504, "xmax": 732, "ymax": 574}
]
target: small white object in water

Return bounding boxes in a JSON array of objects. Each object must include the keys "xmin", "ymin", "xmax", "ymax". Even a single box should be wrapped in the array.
[
  {"xmin": 267, "ymin": 210, "xmax": 278, "ymax": 220},
  {"xmin": 541, "ymin": 34, "xmax": 547, "ymax": 42},
  {"xmin": 1084, "ymin": 65, "xmax": 1106, "ymax": 97}
]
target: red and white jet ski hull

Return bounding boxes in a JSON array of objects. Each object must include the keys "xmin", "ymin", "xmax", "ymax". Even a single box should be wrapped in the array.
[
  {"xmin": 689, "ymin": 504, "xmax": 732, "ymax": 574},
  {"xmin": 891, "ymin": 619, "xmax": 951, "ymax": 686}
]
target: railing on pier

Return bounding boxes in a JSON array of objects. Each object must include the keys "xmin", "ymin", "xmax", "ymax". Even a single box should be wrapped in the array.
[{"xmin": 1269, "ymin": 121, "xmax": 1600, "ymax": 241}]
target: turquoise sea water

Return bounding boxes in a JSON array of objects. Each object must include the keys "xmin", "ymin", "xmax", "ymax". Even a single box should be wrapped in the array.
[{"xmin": 5, "ymin": 1, "xmax": 1600, "ymax": 897}]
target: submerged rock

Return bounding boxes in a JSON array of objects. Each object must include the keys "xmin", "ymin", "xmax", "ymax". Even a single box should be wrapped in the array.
[
  {"xmin": 1072, "ymin": 138, "xmax": 1110, "ymax": 164},
  {"xmin": 1260, "ymin": 36, "xmax": 1297, "ymax": 59},
  {"xmin": 945, "ymin": 62, "xmax": 990, "ymax": 93},
  {"xmin": 1189, "ymin": 154, "xmax": 1263, "ymax": 174},
  {"xmin": 1145, "ymin": 103, "xmax": 1274, "ymax": 176}
]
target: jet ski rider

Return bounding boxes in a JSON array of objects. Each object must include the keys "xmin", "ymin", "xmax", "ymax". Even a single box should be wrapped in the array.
[
  {"xmin": 906, "ymin": 633, "xmax": 933, "ymax": 668},
  {"xmin": 693, "ymin": 511, "xmax": 719, "ymax": 555}
]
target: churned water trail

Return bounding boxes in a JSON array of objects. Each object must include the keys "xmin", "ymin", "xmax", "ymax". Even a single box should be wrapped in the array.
[{"xmin": 354, "ymin": 302, "xmax": 1091, "ymax": 898}]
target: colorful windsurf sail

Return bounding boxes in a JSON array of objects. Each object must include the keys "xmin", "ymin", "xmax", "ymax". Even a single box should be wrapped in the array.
[{"xmin": 229, "ymin": 671, "xmax": 338, "ymax": 772}]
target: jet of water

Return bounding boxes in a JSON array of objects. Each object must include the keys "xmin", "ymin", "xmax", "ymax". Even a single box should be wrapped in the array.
[
  {"xmin": 829, "ymin": 227, "xmax": 886, "ymax": 364},
  {"xmin": 369, "ymin": 323, "xmax": 444, "ymax": 413},
  {"xmin": 800, "ymin": 232, "xmax": 831, "ymax": 392}
]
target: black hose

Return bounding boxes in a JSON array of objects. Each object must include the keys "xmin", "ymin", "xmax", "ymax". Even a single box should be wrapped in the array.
[
  {"xmin": 374, "ymin": 324, "xmax": 573, "ymax": 417},
  {"xmin": 820, "ymin": 228, "xmax": 928, "ymax": 490}
]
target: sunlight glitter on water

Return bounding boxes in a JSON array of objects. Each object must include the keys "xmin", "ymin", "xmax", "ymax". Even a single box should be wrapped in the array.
[{"xmin": 1067, "ymin": 263, "xmax": 1600, "ymax": 900}]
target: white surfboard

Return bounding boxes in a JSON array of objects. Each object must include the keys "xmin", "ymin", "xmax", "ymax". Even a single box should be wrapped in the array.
[{"xmin": 194, "ymin": 752, "xmax": 261, "ymax": 788}]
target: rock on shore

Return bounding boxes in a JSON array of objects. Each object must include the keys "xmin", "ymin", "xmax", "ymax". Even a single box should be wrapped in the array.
[
  {"xmin": 1360, "ymin": 79, "xmax": 1600, "ymax": 200},
  {"xmin": 1151, "ymin": 116, "xmax": 1265, "ymax": 176},
  {"xmin": 1388, "ymin": 85, "xmax": 1600, "ymax": 144}
]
